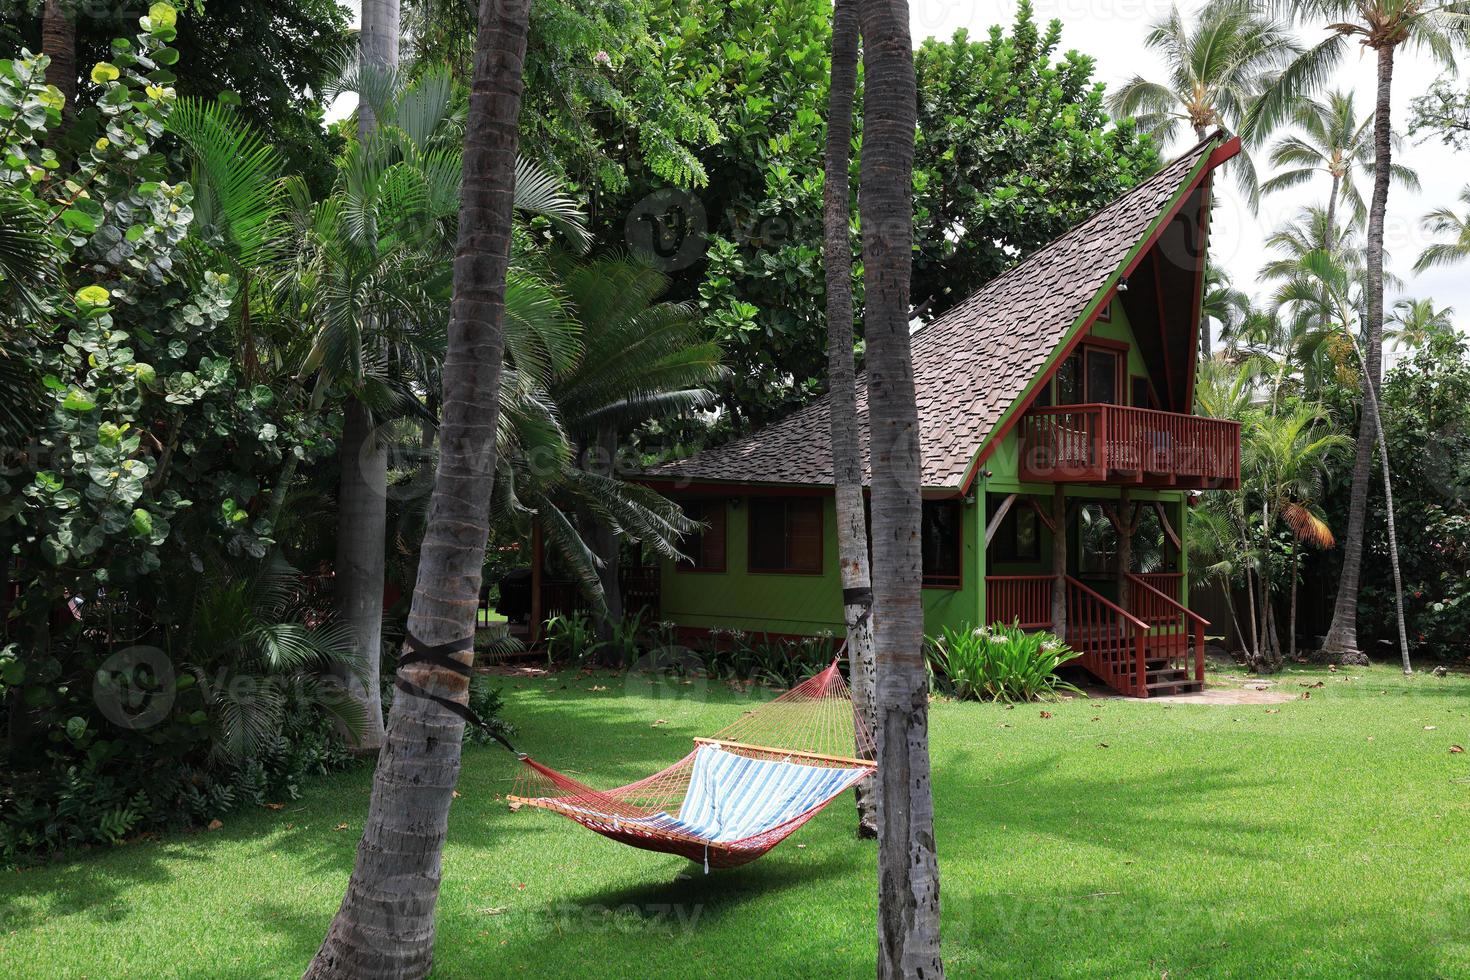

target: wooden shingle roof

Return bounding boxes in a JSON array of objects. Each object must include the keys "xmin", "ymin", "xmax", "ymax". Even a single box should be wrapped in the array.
[{"xmin": 645, "ymin": 136, "xmax": 1221, "ymax": 491}]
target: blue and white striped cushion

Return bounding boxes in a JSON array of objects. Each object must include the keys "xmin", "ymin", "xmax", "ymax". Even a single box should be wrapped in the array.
[{"xmin": 640, "ymin": 746, "xmax": 865, "ymax": 844}]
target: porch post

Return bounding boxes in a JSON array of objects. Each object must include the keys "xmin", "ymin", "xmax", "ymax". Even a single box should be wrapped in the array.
[
  {"xmin": 1116, "ymin": 488, "xmax": 1132, "ymax": 612},
  {"xmin": 1050, "ymin": 485, "xmax": 1067, "ymax": 637}
]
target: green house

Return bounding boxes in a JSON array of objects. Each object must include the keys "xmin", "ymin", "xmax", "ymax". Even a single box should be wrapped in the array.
[{"xmin": 607, "ymin": 135, "xmax": 1240, "ymax": 697}]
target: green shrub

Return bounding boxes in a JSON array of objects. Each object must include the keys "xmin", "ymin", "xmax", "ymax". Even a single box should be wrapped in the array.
[
  {"xmin": 925, "ymin": 622, "xmax": 1082, "ymax": 703},
  {"xmin": 542, "ymin": 612, "xmax": 598, "ymax": 666},
  {"xmin": 462, "ymin": 676, "xmax": 517, "ymax": 748}
]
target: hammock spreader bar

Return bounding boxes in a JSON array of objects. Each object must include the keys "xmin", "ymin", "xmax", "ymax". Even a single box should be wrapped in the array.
[{"xmin": 508, "ymin": 659, "xmax": 875, "ymax": 869}]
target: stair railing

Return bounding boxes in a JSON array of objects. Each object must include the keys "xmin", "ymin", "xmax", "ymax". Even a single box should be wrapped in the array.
[
  {"xmin": 1064, "ymin": 576, "xmax": 1150, "ymax": 697},
  {"xmin": 1126, "ymin": 573, "xmax": 1209, "ymax": 685}
]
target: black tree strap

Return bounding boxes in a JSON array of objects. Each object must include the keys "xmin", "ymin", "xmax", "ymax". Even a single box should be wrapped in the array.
[
  {"xmin": 842, "ymin": 586, "xmax": 874, "ymax": 608},
  {"xmin": 394, "ymin": 633, "xmax": 523, "ymax": 757}
]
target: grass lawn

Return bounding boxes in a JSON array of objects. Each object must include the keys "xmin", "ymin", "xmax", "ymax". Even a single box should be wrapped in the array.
[{"xmin": 3, "ymin": 662, "xmax": 1469, "ymax": 978}]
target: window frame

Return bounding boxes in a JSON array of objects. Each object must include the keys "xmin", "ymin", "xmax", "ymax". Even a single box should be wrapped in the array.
[
  {"xmin": 746, "ymin": 496, "xmax": 825, "ymax": 575},
  {"xmin": 1055, "ymin": 335, "xmax": 1129, "ymax": 407},
  {"xmin": 920, "ymin": 499, "xmax": 965, "ymax": 590},
  {"xmin": 676, "ymin": 498, "xmax": 728, "ymax": 573}
]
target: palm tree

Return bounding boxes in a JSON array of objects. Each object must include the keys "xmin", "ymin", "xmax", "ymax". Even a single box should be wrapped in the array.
[
  {"xmin": 1240, "ymin": 402, "xmax": 1351, "ymax": 669},
  {"xmin": 1414, "ymin": 185, "xmax": 1470, "ymax": 271},
  {"xmin": 1248, "ymin": 0, "xmax": 1469, "ymax": 665},
  {"xmin": 1106, "ymin": 0, "xmax": 1302, "ymax": 204},
  {"xmin": 1201, "ymin": 265, "xmax": 1250, "ymax": 361},
  {"xmin": 1274, "ymin": 248, "xmax": 1413, "ymax": 672},
  {"xmin": 855, "ymin": 0, "xmax": 943, "ymax": 974},
  {"xmin": 306, "ymin": 0, "xmax": 532, "ymax": 974},
  {"xmin": 1259, "ymin": 89, "xmax": 1419, "ymax": 247},
  {"xmin": 543, "ymin": 253, "xmax": 724, "ymax": 633},
  {"xmin": 824, "ymin": 0, "xmax": 878, "ymax": 840},
  {"xmin": 1385, "ymin": 297, "xmax": 1456, "ymax": 351}
]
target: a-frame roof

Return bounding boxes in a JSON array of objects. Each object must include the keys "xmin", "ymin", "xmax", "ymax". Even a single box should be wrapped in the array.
[{"xmin": 644, "ymin": 134, "xmax": 1227, "ymax": 492}]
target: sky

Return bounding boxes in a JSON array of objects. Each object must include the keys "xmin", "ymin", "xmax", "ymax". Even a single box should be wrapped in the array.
[
  {"xmin": 911, "ymin": 0, "xmax": 1467, "ymax": 333},
  {"xmin": 336, "ymin": 0, "xmax": 1467, "ymax": 331}
]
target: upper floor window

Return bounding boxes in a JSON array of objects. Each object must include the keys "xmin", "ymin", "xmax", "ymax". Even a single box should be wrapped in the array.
[
  {"xmin": 1055, "ymin": 338, "xmax": 1126, "ymax": 406},
  {"xmin": 748, "ymin": 497, "xmax": 823, "ymax": 573}
]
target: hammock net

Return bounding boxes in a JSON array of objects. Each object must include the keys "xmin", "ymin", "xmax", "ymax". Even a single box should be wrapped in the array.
[{"xmin": 508, "ymin": 660, "xmax": 875, "ymax": 869}]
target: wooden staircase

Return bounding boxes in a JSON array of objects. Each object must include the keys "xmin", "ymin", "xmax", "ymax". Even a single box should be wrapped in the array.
[{"xmin": 1064, "ymin": 575, "xmax": 1207, "ymax": 697}]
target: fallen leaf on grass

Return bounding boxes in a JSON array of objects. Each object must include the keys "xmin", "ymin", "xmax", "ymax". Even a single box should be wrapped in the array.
[
  {"xmin": 1039, "ymin": 711, "xmax": 1053, "ymax": 719},
  {"xmin": 507, "ymin": 800, "xmax": 523, "ymax": 812},
  {"xmin": 589, "ymin": 685, "xmax": 608, "ymax": 692},
  {"xmin": 452, "ymin": 790, "xmax": 461, "ymax": 799},
  {"xmin": 796, "ymin": 844, "xmax": 806, "ymax": 849},
  {"xmin": 265, "ymin": 803, "xmax": 285, "ymax": 811},
  {"xmin": 1091, "ymin": 716, "xmax": 1101, "ymax": 722},
  {"xmin": 335, "ymin": 822, "xmax": 349, "ymax": 831},
  {"xmin": 1451, "ymin": 745, "xmax": 1465, "ymax": 754},
  {"xmin": 207, "ymin": 819, "xmax": 223, "ymax": 831},
  {"xmin": 651, "ymin": 719, "xmax": 667, "ymax": 727},
  {"xmin": 1266, "ymin": 709, "xmax": 1280, "ymax": 714},
  {"xmin": 515, "ymin": 883, "xmax": 527, "ymax": 891},
  {"xmin": 479, "ymin": 907, "xmax": 508, "ymax": 916},
  {"xmin": 1425, "ymin": 725, "xmax": 1439, "ymax": 731},
  {"xmin": 1098, "ymin": 742, "xmax": 1110, "ymax": 749},
  {"xmin": 1300, "ymin": 692, "xmax": 1311, "ymax": 700}
]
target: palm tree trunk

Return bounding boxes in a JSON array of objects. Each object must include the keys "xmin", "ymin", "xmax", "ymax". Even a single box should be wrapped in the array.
[
  {"xmin": 329, "ymin": 0, "xmax": 401, "ymax": 753},
  {"xmin": 358, "ymin": 0, "xmax": 401, "ymax": 136},
  {"xmin": 1288, "ymin": 540, "xmax": 1299, "ymax": 662},
  {"xmin": 1321, "ymin": 45, "xmax": 1393, "ymax": 667},
  {"xmin": 334, "ymin": 398, "xmax": 388, "ymax": 750},
  {"xmin": 824, "ymin": 0, "xmax": 877, "ymax": 841},
  {"xmin": 1325, "ymin": 173, "xmax": 1340, "ymax": 251},
  {"xmin": 855, "ymin": 0, "xmax": 942, "ymax": 975},
  {"xmin": 41, "ymin": 1, "xmax": 76, "ymax": 122},
  {"xmin": 590, "ymin": 422, "xmax": 623, "ymax": 649},
  {"xmin": 305, "ymin": 0, "xmax": 529, "ymax": 975}
]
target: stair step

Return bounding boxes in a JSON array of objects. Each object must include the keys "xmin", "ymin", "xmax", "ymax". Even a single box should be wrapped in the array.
[{"xmin": 1145, "ymin": 679, "xmax": 1203, "ymax": 694}]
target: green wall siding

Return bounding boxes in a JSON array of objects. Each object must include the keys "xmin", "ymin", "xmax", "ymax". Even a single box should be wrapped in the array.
[{"xmin": 658, "ymin": 495, "xmax": 982, "ymax": 640}]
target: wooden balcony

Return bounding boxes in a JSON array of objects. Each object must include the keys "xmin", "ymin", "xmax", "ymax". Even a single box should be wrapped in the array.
[{"xmin": 1018, "ymin": 403, "xmax": 1240, "ymax": 489}]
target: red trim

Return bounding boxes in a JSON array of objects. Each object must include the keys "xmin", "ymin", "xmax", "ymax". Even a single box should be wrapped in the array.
[{"xmin": 965, "ymin": 144, "xmax": 1226, "ymax": 490}]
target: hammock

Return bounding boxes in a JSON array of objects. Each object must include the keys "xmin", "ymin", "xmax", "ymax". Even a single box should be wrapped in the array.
[{"xmin": 508, "ymin": 659, "xmax": 875, "ymax": 870}]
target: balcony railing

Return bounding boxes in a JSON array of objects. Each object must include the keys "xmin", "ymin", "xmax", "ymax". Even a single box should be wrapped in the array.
[{"xmin": 1018, "ymin": 403, "xmax": 1240, "ymax": 488}]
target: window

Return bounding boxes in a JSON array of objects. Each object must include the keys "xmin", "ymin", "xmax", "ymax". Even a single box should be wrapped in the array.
[
  {"xmin": 1131, "ymin": 375, "xmax": 1157, "ymax": 409},
  {"xmin": 748, "ymin": 497, "xmax": 823, "ymax": 573},
  {"xmin": 679, "ymin": 499, "xmax": 726, "ymax": 572},
  {"xmin": 1055, "ymin": 339, "xmax": 1126, "ymax": 406},
  {"xmin": 921, "ymin": 500, "xmax": 963, "ymax": 588}
]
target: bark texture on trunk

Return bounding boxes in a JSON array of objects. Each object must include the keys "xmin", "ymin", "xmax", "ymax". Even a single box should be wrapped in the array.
[
  {"xmin": 823, "ymin": 0, "xmax": 878, "ymax": 841},
  {"xmin": 334, "ymin": 397, "xmax": 388, "ymax": 750},
  {"xmin": 41, "ymin": 1, "xmax": 76, "ymax": 118},
  {"xmin": 856, "ymin": 0, "xmax": 943, "ymax": 975},
  {"xmin": 589, "ymin": 423, "xmax": 623, "ymax": 648},
  {"xmin": 330, "ymin": 0, "xmax": 401, "ymax": 752},
  {"xmin": 358, "ymin": 0, "xmax": 401, "ymax": 136},
  {"xmin": 305, "ymin": 0, "xmax": 530, "ymax": 975},
  {"xmin": 1321, "ymin": 45, "xmax": 1393, "ymax": 666}
]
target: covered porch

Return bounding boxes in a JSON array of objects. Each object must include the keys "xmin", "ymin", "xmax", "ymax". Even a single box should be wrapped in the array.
[{"xmin": 982, "ymin": 489, "xmax": 1207, "ymax": 697}]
